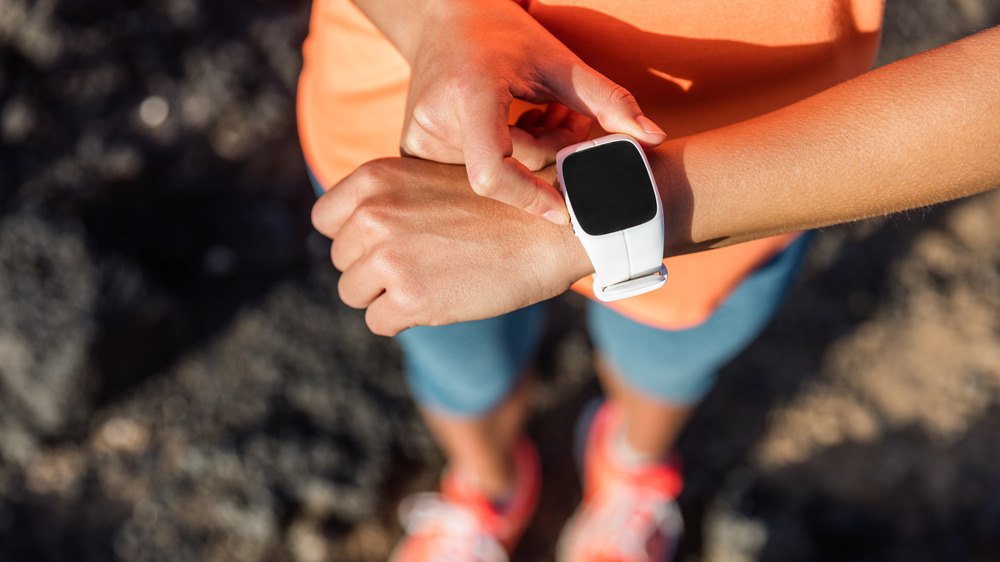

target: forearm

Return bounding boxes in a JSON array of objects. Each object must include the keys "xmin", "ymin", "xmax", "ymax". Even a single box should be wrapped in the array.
[
  {"xmin": 349, "ymin": 0, "xmax": 440, "ymax": 61},
  {"xmin": 653, "ymin": 26, "xmax": 1000, "ymax": 257},
  {"xmin": 350, "ymin": 0, "xmax": 516, "ymax": 62}
]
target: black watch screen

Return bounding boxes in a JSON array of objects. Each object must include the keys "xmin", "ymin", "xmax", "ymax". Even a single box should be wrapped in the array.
[{"xmin": 561, "ymin": 140, "xmax": 657, "ymax": 236}]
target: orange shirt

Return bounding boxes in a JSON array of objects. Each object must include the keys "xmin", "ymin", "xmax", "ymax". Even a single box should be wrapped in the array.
[{"xmin": 298, "ymin": 0, "xmax": 884, "ymax": 329}]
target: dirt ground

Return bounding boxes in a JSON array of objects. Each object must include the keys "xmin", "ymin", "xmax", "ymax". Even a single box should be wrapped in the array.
[{"xmin": 1, "ymin": 0, "xmax": 999, "ymax": 561}]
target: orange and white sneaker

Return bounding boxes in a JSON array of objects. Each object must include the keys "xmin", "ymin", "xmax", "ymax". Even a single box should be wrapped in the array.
[
  {"xmin": 557, "ymin": 402, "xmax": 684, "ymax": 562},
  {"xmin": 389, "ymin": 438, "xmax": 541, "ymax": 562}
]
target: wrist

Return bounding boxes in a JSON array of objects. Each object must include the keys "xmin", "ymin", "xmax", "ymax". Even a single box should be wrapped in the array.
[
  {"xmin": 534, "ymin": 164, "xmax": 595, "ymax": 280},
  {"xmin": 559, "ymin": 222, "xmax": 597, "ymax": 280},
  {"xmin": 646, "ymin": 140, "xmax": 696, "ymax": 258},
  {"xmin": 556, "ymin": 135, "xmax": 667, "ymax": 300},
  {"xmin": 404, "ymin": 0, "xmax": 520, "ymax": 64}
]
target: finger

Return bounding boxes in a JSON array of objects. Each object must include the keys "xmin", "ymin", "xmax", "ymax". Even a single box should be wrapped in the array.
[
  {"xmin": 477, "ymin": 155, "xmax": 569, "ymax": 224},
  {"xmin": 330, "ymin": 230, "xmax": 365, "ymax": 272},
  {"xmin": 312, "ymin": 185, "xmax": 353, "ymax": 239},
  {"xmin": 364, "ymin": 296, "xmax": 411, "ymax": 337},
  {"xmin": 515, "ymin": 108, "xmax": 545, "ymax": 130},
  {"xmin": 337, "ymin": 254, "xmax": 387, "ymax": 310},
  {"xmin": 561, "ymin": 108, "xmax": 595, "ymax": 138},
  {"xmin": 510, "ymin": 127, "xmax": 548, "ymax": 170},
  {"xmin": 540, "ymin": 102, "xmax": 570, "ymax": 129},
  {"xmin": 535, "ymin": 112, "xmax": 594, "ymax": 162},
  {"xmin": 400, "ymin": 117, "xmax": 465, "ymax": 163},
  {"xmin": 511, "ymin": 110, "xmax": 593, "ymax": 170},
  {"xmin": 311, "ymin": 165, "xmax": 372, "ymax": 238},
  {"xmin": 460, "ymin": 85, "xmax": 568, "ymax": 223},
  {"xmin": 460, "ymin": 85, "xmax": 517, "ymax": 194},
  {"xmin": 329, "ymin": 195, "xmax": 396, "ymax": 271},
  {"xmin": 550, "ymin": 64, "xmax": 666, "ymax": 147}
]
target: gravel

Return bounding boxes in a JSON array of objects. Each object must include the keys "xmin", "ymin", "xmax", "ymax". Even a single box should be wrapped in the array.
[{"xmin": 1, "ymin": 0, "xmax": 999, "ymax": 560}]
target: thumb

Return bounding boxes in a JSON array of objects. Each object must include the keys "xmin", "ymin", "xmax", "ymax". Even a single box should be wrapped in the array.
[{"xmin": 554, "ymin": 66, "xmax": 666, "ymax": 147}]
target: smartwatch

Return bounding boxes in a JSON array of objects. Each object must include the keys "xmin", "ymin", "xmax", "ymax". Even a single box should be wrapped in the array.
[{"xmin": 556, "ymin": 133, "xmax": 667, "ymax": 302}]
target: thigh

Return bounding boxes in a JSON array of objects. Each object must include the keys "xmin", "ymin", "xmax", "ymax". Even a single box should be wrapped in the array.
[
  {"xmin": 396, "ymin": 302, "xmax": 547, "ymax": 417},
  {"xmin": 587, "ymin": 232, "xmax": 814, "ymax": 404}
]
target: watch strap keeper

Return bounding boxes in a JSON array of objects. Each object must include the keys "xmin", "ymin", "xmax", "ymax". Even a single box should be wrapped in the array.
[{"xmin": 595, "ymin": 264, "xmax": 668, "ymax": 301}]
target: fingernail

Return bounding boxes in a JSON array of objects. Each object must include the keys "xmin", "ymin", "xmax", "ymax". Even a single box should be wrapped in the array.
[
  {"xmin": 543, "ymin": 210, "xmax": 569, "ymax": 225},
  {"xmin": 636, "ymin": 115, "xmax": 666, "ymax": 137}
]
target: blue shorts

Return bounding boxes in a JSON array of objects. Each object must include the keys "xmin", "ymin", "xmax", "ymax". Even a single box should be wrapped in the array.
[{"xmin": 309, "ymin": 166, "xmax": 811, "ymax": 416}]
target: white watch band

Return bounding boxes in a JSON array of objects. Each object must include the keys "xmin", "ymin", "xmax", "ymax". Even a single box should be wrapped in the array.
[
  {"xmin": 556, "ymin": 134, "xmax": 667, "ymax": 302},
  {"xmin": 585, "ymin": 226, "xmax": 668, "ymax": 302}
]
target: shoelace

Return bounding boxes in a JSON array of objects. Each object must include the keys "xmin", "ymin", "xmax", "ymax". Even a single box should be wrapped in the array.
[
  {"xmin": 398, "ymin": 493, "xmax": 510, "ymax": 562},
  {"xmin": 579, "ymin": 486, "xmax": 683, "ymax": 562}
]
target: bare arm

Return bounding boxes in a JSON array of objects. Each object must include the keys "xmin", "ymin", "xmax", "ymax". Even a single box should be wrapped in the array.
[
  {"xmin": 344, "ymin": 0, "xmax": 665, "ymax": 223},
  {"xmin": 655, "ymin": 26, "xmax": 1000, "ymax": 257},
  {"xmin": 314, "ymin": 27, "xmax": 1000, "ymax": 335}
]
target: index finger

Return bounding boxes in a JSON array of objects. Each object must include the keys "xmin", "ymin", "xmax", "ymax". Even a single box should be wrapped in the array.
[
  {"xmin": 459, "ymin": 87, "xmax": 568, "ymax": 224},
  {"xmin": 310, "ymin": 164, "xmax": 369, "ymax": 239}
]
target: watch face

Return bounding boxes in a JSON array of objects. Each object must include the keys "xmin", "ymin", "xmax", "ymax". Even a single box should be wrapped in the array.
[{"xmin": 562, "ymin": 140, "xmax": 657, "ymax": 236}]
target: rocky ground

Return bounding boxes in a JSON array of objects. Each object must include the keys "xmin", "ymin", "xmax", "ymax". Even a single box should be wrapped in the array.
[{"xmin": 1, "ymin": 0, "xmax": 999, "ymax": 561}]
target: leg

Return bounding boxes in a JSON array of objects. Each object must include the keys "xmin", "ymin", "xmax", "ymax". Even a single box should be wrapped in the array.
[
  {"xmin": 312, "ymin": 162, "xmax": 546, "ymax": 559},
  {"xmin": 559, "ymin": 233, "xmax": 814, "ymax": 562},
  {"xmin": 595, "ymin": 353, "xmax": 694, "ymax": 461},
  {"xmin": 419, "ymin": 370, "xmax": 532, "ymax": 498},
  {"xmin": 315, "ymin": 161, "xmax": 536, "ymax": 498},
  {"xmin": 389, "ymin": 303, "xmax": 547, "ymax": 561},
  {"xmin": 589, "ymin": 232, "xmax": 815, "ymax": 460},
  {"xmin": 397, "ymin": 302, "xmax": 545, "ymax": 499}
]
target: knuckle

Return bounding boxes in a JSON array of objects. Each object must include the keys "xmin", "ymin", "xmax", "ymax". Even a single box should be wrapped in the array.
[
  {"xmin": 352, "ymin": 201, "xmax": 393, "ymax": 239},
  {"xmin": 606, "ymin": 83, "xmax": 637, "ymax": 107},
  {"xmin": 329, "ymin": 239, "xmax": 352, "ymax": 272},
  {"xmin": 368, "ymin": 245, "xmax": 404, "ymax": 280},
  {"xmin": 329, "ymin": 242, "xmax": 341, "ymax": 271},
  {"xmin": 311, "ymin": 199, "xmax": 332, "ymax": 236},
  {"xmin": 404, "ymin": 107, "xmax": 447, "ymax": 155},
  {"xmin": 350, "ymin": 158, "xmax": 398, "ymax": 192},
  {"xmin": 408, "ymin": 102, "xmax": 435, "ymax": 130},
  {"xmin": 468, "ymin": 164, "xmax": 502, "ymax": 197},
  {"xmin": 364, "ymin": 313, "xmax": 384, "ymax": 336},
  {"xmin": 449, "ymin": 68, "xmax": 484, "ymax": 97},
  {"xmin": 454, "ymin": 73, "xmax": 513, "ymax": 114},
  {"xmin": 365, "ymin": 309, "xmax": 396, "ymax": 337},
  {"xmin": 521, "ymin": 193, "xmax": 552, "ymax": 217},
  {"xmin": 350, "ymin": 160, "xmax": 380, "ymax": 186},
  {"xmin": 336, "ymin": 275, "xmax": 361, "ymax": 309},
  {"xmin": 401, "ymin": 126, "xmax": 431, "ymax": 158},
  {"xmin": 519, "ymin": 152, "xmax": 547, "ymax": 172},
  {"xmin": 365, "ymin": 278, "xmax": 426, "ymax": 337},
  {"xmin": 593, "ymin": 82, "xmax": 640, "ymax": 125},
  {"xmin": 389, "ymin": 284, "xmax": 427, "ymax": 325}
]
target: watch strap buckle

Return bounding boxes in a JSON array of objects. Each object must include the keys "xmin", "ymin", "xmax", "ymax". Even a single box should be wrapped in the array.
[{"xmin": 594, "ymin": 264, "xmax": 668, "ymax": 302}]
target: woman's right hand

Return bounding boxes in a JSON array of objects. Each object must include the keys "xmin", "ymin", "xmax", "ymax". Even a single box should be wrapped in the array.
[{"xmin": 352, "ymin": 0, "xmax": 666, "ymax": 224}]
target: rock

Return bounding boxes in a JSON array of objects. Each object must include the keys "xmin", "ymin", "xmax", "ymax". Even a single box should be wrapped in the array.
[{"xmin": 0, "ymin": 214, "xmax": 96, "ymax": 435}]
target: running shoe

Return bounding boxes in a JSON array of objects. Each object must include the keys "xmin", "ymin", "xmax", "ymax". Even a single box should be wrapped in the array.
[
  {"xmin": 557, "ymin": 401, "xmax": 684, "ymax": 562},
  {"xmin": 389, "ymin": 438, "xmax": 541, "ymax": 562}
]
